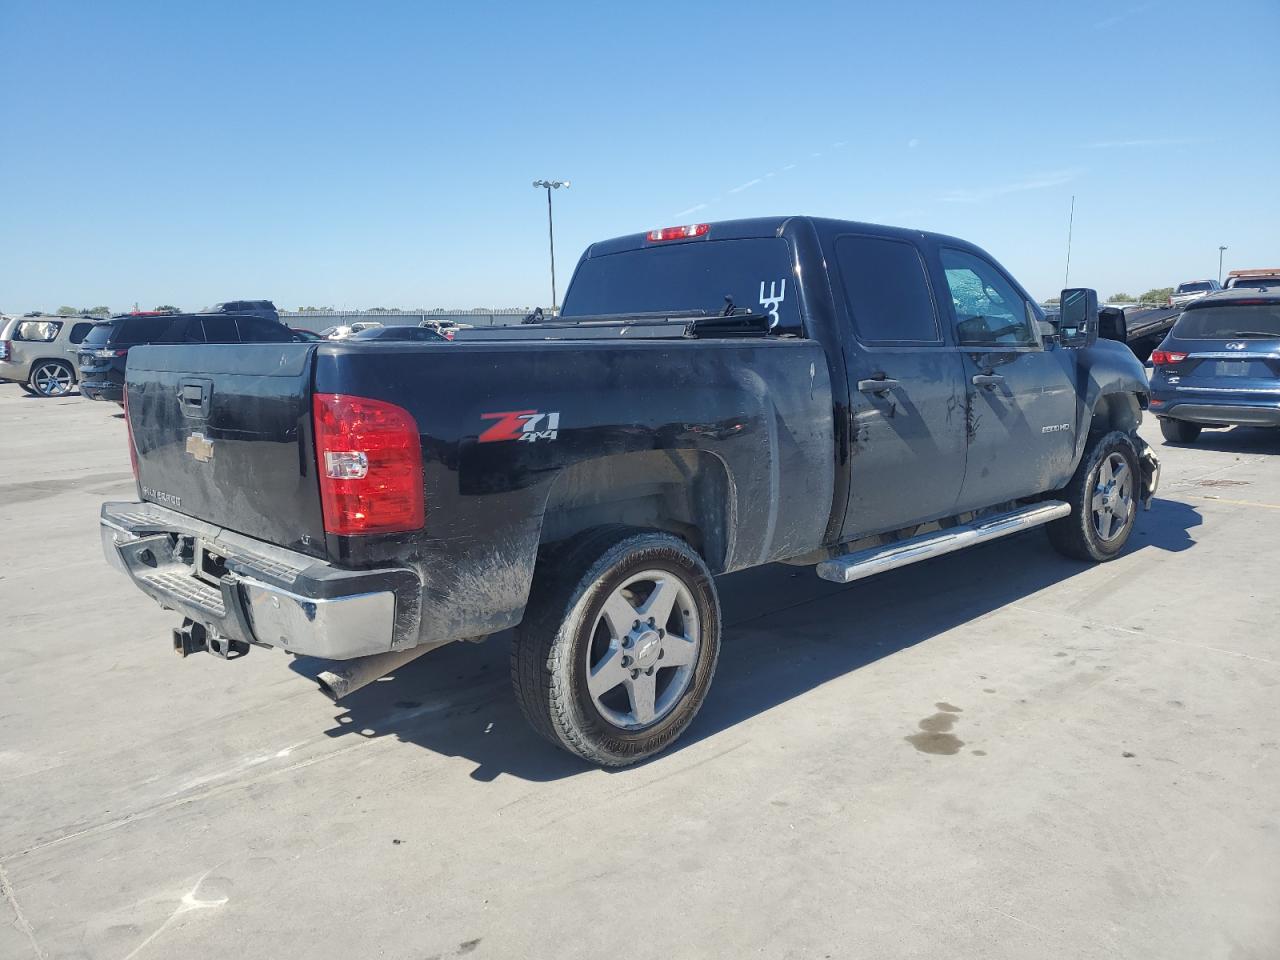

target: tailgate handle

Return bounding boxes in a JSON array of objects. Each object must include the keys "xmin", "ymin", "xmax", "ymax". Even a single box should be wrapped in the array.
[{"xmin": 179, "ymin": 378, "xmax": 213, "ymax": 418}]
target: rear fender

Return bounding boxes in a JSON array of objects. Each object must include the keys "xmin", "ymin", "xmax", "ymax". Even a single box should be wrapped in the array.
[{"xmin": 537, "ymin": 449, "xmax": 736, "ymax": 574}]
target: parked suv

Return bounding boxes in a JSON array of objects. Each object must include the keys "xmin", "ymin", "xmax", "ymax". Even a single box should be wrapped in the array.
[
  {"xmin": 79, "ymin": 311, "xmax": 296, "ymax": 402},
  {"xmin": 0, "ymin": 314, "xmax": 100, "ymax": 397},
  {"xmin": 1149, "ymin": 289, "xmax": 1280, "ymax": 442},
  {"xmin": 1169, "ymin": 279, "xmax": 1222, "ymax": 308}
]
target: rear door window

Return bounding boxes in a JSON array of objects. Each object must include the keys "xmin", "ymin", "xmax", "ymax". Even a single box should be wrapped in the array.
[
  {"xmin": 69, "ymin": 322, "xmax": 95, "ymax": 344},
  {"xmin": 835, "ymin": 235, "xmax": 940, "ymax": 344},
  {"xmin": 561, "ymin": 238, "xmax": 801, "ymax": 332}
]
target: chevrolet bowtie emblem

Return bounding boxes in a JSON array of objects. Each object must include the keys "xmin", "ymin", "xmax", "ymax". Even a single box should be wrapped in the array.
[{"xmin": 186, "ymin": 432, "xmax": 214, "ymax": 463}]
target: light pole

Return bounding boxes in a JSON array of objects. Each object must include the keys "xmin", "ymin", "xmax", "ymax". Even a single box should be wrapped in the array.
[
  {"xmin": 1218, "ymin": 245, "xmax": 1228, "ymax": 284},
  {"xmin": 532, "ymin": 179, "xmax": 570, "ymax": 312}
]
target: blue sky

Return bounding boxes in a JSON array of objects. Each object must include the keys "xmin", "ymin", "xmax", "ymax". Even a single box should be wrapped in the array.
[{"xmin": 2, "ymin": 0, "xmax": 1277, "ymax": 312}]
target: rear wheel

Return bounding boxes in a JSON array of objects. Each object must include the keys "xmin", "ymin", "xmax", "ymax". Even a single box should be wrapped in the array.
[
  {"xmin": 27, "ymin": 360, "xmax": 75, "ymax": 397},
  {"xmin": 511, "ymin": 527, "xmax": 721, "ymax": 767},
  {"xmin": 1159, "ymin": 418, "xmax": 1201, "ymax": 444},
  {"xmin": 1047, "ymin": 430, "xmax": 1140, "ymax": 562}
]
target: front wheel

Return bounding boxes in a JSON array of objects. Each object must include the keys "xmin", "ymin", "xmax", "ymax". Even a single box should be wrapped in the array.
[
  {"xmin": 511, "ymin": 527, "xmax": 721, "ymax": 767},
  {"xmin": 1160, "ymin": 418, "xmax": 1201, "ymax": 444},
  {"xmin": 1046, "ymin": 430, "xmax": 1140, "ymax": 563}
]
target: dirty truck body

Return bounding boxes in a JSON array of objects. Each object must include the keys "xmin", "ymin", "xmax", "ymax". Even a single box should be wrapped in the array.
[{"xmin": 102, "ymin": 216, "xmax": 1159, "ymax": 765}]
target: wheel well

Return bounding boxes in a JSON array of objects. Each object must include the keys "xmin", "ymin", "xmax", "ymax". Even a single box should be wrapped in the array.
[
  {"xmin": 539, "ymin": 450, "xmax": 734, "ymax": 573},
  {"xmin": 1088, "ymin": 393, "xmax": 1141, "ymax": 436}
]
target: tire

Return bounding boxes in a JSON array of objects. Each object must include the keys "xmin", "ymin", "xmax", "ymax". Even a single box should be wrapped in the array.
[
  {"xmin": 1160, "ymin": 418, "xmax": 1201, "ymax": 444},
  {"xmin": 1046, "ymin": 430, "xmax": 1141, "ymax": 563},
  {"xmin": 511, "ymin": 527, "xmax": 721, "ymax": 767},
  {"xmin": 27, "ymin": 360, "xmax": 75, "ymax": 397}
]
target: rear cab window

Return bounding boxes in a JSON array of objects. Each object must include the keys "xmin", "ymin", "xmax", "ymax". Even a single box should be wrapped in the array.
[
  {"xmin": 1178, "ymin": 282, "xmax": 1213, "ymax": 294},
  {"xmin": 561, "ymin": 237, "xmax": 801, "ymax": 333}
]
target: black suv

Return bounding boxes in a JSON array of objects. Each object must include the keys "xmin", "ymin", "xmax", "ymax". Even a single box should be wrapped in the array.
[{"xmin": 79, "ymin": 311, "xmax": 296, "ymax": 402}]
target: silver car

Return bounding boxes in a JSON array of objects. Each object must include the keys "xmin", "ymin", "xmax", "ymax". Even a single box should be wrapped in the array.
[{"xmin": 0, "ymin": 314, "xmax": 101, "ymax": 397}]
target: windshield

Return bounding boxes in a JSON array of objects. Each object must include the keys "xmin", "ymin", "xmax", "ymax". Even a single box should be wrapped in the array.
[
  {"xmin": 82, "ymin": 321, "xmax": 118, "ymax": 346},
  {"xmin": 1177, "ymin": 282, "xmax": 1212, "ymax": 294},
  {"xmin": 1174, "ymin": 303, "xmax": 1280, "ymax": 339}
]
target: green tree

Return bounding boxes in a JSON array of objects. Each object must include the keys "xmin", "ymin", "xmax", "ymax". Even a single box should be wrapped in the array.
[
  {"xmin": 1140, "ymin": 287, "xmax": 1174, "ymax": 305},
  {"xmin": 55, "ymin": 306, "xmax": 78, "ymax": 315},
  {"xmin": 1108, "ymin": 292, "xmax": 1136, "ymax": 302},
  {"xmin": 87, "ymin": 305, "xmax": 111, "ymax": 316},
  {"xmin": 154, "ymin": 305, "xmax": 179, "ymax": 313}
]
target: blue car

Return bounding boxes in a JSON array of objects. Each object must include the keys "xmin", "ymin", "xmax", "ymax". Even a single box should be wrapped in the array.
[{"xmin": 1149, "ymin": 289, "xmax": 1280, "ymax": 443}]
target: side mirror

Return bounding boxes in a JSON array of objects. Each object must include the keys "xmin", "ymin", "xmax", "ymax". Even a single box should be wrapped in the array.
[
  {"xmin": 1059, "ymin": 288, "xmax": 1098, "ymax": 347},
  {"xmin": 1098, "ymin": 306, "xmax": 1127, "ymax": 343}
]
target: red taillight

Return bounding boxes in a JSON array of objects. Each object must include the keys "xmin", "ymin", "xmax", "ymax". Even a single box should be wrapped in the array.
[
  {"xmin": 646, "ymin": 223, "xmax": 709, "ymax": 242},
  {"xmin": 1151, "ymin": 350, "xmax": 1188, "ymax": 365},
  {"xmin": 313, "ymin": 393, "xmax": 424, "ymax": 535},
  {"xmin": 122, "ymin": 389, "xmax": 139, "ymax": 481}
]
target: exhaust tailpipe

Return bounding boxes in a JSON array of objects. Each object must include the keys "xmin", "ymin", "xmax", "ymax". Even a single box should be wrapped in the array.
[{"xmin": 314, "ymin": 641, "xmax": 449, "ymax": 701}]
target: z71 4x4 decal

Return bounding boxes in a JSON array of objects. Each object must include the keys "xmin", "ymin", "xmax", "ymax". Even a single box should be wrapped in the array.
[{"xmin": 478, "ymin": 410, "xmax": 561, "ymax": 443}]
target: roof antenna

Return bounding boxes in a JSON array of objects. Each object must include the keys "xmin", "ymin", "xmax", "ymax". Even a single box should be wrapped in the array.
[{"xmin": 1064, "ymin": 194, "xmax": 1075, "ymax": 288}]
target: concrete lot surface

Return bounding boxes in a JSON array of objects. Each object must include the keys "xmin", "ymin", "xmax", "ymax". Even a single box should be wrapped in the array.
[{"xmin": 1, "ymin": 382, "xmax": 1277, "ymax": 959}]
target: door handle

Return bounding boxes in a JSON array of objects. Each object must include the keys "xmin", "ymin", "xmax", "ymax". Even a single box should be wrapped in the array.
[
  {"xmin": 857, "ymin": 377, "xmax": 900, "ymax": 394},
  {"xmin": 972, "ymin": 373, "xmax": 1005, "ymax": 389}
]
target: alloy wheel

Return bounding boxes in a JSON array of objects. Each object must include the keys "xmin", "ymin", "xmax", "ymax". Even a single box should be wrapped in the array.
[
  {"xmin": 1091, "ymin": 452, "xmax": 1134, "ymax": 542},
  {"xmin": 584, "ymin": 570, "xmax": 700, "ymax": 730}
]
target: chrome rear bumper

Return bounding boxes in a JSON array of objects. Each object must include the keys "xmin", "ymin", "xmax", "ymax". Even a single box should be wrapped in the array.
[{"xmin": 100, "ymin": 501, "xmax": 421, "ymax": 659}]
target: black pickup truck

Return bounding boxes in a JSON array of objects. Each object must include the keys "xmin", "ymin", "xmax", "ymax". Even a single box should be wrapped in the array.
[{"xmin": 101, "ymin": 216, "xmax": 1159, "ymax": 766}]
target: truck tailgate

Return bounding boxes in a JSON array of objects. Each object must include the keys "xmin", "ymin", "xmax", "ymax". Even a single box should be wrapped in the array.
[{"xmin": 126, "ymin": 343, "xmax": 327, "ymax": 557}]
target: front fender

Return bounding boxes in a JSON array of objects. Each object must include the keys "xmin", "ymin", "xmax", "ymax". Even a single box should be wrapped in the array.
[{"xmin": 1071, "ymin": 339, "xmax": 1150, "ymax": 464}]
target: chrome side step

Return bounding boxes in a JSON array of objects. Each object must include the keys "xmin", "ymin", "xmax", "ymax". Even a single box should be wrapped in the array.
[{"xmin": 815, "ymin": 501, "xmax": 1071, "ymax": 584}]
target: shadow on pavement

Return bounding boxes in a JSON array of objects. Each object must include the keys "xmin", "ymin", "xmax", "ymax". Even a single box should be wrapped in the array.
[
  {"xmin": 1163, "ymin": 425, "xmax": 1280, "ymax": 456},
  {"xmin": 294, "ymin": 497, "xmax": 1202, "ymax": 783}
]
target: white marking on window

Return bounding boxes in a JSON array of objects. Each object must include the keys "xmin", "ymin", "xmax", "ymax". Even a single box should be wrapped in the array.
[{"xmin": 760, "ymin": 279, "xmax": 787, "ymax": 327}]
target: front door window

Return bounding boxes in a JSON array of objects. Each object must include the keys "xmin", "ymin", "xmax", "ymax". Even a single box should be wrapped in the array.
[{"xmin": 941, "ymin": 249, "xmax": 1036, "ymax": 347}]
